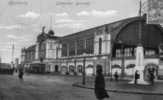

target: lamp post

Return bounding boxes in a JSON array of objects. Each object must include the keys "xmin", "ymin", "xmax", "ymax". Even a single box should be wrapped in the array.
[
  {"xmin": 118, "ymin": 40, "xmax": 125, "ymax": 78},
  {"xmin": 82, "ymin": 52, "xmax": 86, "ymax": 85},
  {"xmin": 129, "ymin": 0, "xmax": 149, "ymax": 85},
  {"xmin": 109, "ymin": 42, "xmax": 113, "ymax": 81}
]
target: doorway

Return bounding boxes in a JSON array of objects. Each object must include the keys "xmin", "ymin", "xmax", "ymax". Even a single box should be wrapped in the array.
[{"xmin": 55, "ymin": 65, "xmax": 59, "ymax": 72}]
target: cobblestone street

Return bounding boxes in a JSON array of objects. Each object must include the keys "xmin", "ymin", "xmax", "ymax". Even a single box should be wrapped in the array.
[{"xmin": 0, "ymin": 74, "xmax": 163, "ymax": 100}]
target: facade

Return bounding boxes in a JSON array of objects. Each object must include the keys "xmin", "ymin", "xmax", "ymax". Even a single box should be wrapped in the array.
[
  {"xmin": 21, "ymin": 45, "xmax": 36, "ymax": 68},
  {"xmin": 21, "ymin": 16, "xmax": 163, "ymax": 78}
]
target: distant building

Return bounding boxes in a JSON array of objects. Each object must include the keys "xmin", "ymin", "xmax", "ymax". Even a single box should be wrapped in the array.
[
  {"xmin": 21, "ymin": 16, "xmax": 163, "ymax": 78},
  {"xmin": 14, "ymin": 58, "xmax": 19, "ymax": 68},
  {"xmin": 21, "ymin": 45, "xmax": 36, "ymax": 68},
  {"xmin": 21, "ymin": 48, "xmax": 26, "ymax": 64}
]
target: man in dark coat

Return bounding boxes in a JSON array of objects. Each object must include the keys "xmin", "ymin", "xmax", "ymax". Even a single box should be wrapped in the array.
[
  {"xmin": 134, "ymin": 70, "xmax": 139, "ymax": 84},
  {"xmin": 95, "ymin": 65, "xmax": 109, "ymax": 100},
  {"xmin": 114, "ymin": 71, "xmax": 119, "ymax": 81},
  {"xmin": 18, "ymin": 66, "xmax": 24, "ymax": 80}
]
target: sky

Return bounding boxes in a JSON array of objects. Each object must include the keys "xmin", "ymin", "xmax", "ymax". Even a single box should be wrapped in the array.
[{"xmin": 0, "ymin": 0, "xmax": 141, "ymax": 63}]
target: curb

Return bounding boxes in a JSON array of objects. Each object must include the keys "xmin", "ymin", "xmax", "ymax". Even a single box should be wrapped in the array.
[{"xmin": 72, "ymin": 83, "xmax": 163, "ymax": 95}]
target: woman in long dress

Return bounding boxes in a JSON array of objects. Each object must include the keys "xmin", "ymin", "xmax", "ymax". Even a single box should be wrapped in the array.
[{"xmin": 95, "ymin": 65, "xmax": 109, "ymax": 100}]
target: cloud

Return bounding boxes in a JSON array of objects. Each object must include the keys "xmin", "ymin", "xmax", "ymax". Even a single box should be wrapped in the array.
[
  {"xmin": 55, "ymin": 17, "xmax": 86, "ymax": 29},
  {"xmin": 7, "ymin": 34, "xmax": 29, "ymax": 42},
  {"xmin": 0, "ymin": 25, "xmax": 22, "ymax": 30},
  {"xmin": 77, "ymin": 11, "xmax": 90, "ymax": 16},
  {"xmin": 77, "ymin": 10, "xmax": 118, "ymax": 17},
  {"xmin": 55, "ymin": 18, "xmax": 85, "ymax": 23},
  {"xmin": 56, "ymin": 12, "xmax": 69, "ymax": 17},
  {"xmin": 92, "ymin": 10, "xmax": 118, "ymax": 17},
  {"xmin": 7, "ymin": 34, "xmax": 18, "ymax": 39},
  {"xmin": 18, "ymin": 11, "xmax": 40, "ymax": 19},
  {"xmin": 56, "ymin": 19, "xmax": 74, "ymax": 23},
  {"xmin": 55, "ymin": 23, "xmax": 85, "ymax": 29}
]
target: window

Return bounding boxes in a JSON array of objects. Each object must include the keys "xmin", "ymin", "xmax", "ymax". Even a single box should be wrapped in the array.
[
  {"xmin": 62, "ymin": 44, "xmax": 67, "ymax": 57},
  {"xmin": 116, "ymin": 49, "xmax": 121, "ymax": 57},
  {"xmin": 86, "ymin": 37, "xmax": 94, "ymax": 54},
  {"xmin": 69, "ymin": 41, "xmax": 75, "ymax": 56},
  {"xmin": 99, "ymin": 38, "xmax": 102, "ymax": 54},
  {"xmin": 124, "ymin": 48, "xmax": 133, "ymax": 57},
  {"xmin": 145, "ymin": 50, "xmax": 156, "ymax": 56},
  {"xmin": 77, "ymin": 39, "xmax": 84, "ymax": 55}
]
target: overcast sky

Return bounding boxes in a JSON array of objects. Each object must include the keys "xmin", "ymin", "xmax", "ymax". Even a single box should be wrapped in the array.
[{"xmin": 0, "ymin": 0, "xmax": 141, "ymax": 63}]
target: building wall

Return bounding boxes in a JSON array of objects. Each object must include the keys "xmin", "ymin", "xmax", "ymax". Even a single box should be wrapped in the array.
[
  {"xmin": 22, "ymin": 16, "xmax": 163, "ymax": 77},
  {"xmin": 35, "ymin": 43, "xmax": 39, "ymax": 60},
  {"xmin": 94, "ymin": 33, "xmax": 111, "ymax": 55},
  {"xmin": 111, "ymin": 58, "xmax": 159, "ymax": 76},
  {"xmin": 46, "ymin": 40, "xmax": 57, "ymax": 59}
]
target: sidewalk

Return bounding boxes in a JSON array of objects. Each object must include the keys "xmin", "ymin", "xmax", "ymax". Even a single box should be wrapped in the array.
[{"xmin": 73, "ymin": 77, "xmax": 163, "ymax": 95}]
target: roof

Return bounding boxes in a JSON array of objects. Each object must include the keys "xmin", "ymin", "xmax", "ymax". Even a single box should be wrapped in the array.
[
  {"xmin": 37, "ymin": 30, "xmax": 60, "ymax": 42},
  {"xmin": 60, "ymin": 16, "xmax": 142, "ymax": 42},
  {"xmin": 114, "ymin": 16, "xmax": 163, "ymax": 48},
  {"xmin": 26, "ymin": 45, "xmax": 36, "ymax": 51}
]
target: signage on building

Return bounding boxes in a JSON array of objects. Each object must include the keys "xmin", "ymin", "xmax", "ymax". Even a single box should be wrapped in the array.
[{"xmin": 147, "ymin": 0, "xmax": 163, "ymax": 24}]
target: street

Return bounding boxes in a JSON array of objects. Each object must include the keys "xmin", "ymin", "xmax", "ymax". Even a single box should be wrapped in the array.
[{"xmin": 0, "ymin": 74, "xmax": 163, "ymax": 100}]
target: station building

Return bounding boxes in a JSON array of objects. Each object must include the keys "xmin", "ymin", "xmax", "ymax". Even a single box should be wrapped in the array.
[{"xmin": 21, "ymin": 16, "xmax": 163, "ymax": 78}]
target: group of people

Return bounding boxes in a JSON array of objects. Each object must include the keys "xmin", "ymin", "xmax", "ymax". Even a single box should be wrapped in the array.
[{"xmin": 94, "ymin": 65, "xmax": 157, "ymax": 100}]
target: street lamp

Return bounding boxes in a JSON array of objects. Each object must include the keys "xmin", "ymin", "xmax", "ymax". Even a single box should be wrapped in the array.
[
  {"xmin": 118, "ymin": 40, "xmax": 125, "ymax": 78},
  {"xmin": 82, "ymin": 52, "xmax": 87, "ymax": 85}
]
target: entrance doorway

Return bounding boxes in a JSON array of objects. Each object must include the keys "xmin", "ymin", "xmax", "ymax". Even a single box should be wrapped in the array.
[{"xmin": 55, "ymin": 65, "xmax": 59, "ymax": 72}]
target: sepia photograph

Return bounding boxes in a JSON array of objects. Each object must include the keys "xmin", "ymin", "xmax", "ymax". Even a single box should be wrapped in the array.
[{"xmin": 0, "ymin": 0, "xmax": 163, "ymax": 100}]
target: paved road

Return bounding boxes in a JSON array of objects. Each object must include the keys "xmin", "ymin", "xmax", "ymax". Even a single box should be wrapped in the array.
[{"xmin": 0, "ymin": 74, "xmax": 163, "ymax": 100}]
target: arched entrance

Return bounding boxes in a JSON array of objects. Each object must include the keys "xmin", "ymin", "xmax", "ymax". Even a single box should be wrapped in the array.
[
  {"xmin": 69, "ymin": 65, "xmax": 75, "ymax": 75},
  {"xmin": 86, "ymin": 64, "xmax": 93, "ymax": 76},
  {"xmin": 144, "ymin": 63, "xmax": 158, "ymax": 81},
  {"xmin": 55, "ymin": 65, "xmax": 59, "ymax": 72},
  {"xmin": 112, "ymin": 64, "xmax": 121, "ymax": 75},
  {"xmin": 77, "ymin": 65, "xmax": 83, "ymax": 75},
  {"xmin": 61, "ymin": 66, "xmax": 68, "ymax": 75}
]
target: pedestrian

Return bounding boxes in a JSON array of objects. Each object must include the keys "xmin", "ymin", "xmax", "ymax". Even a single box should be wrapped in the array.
[
  {"xmin": 114, "ymin": 71, "xmax": 119, "ymax": 81},
  {"xmin": 149, "ymin": 70, "xmax": 155, "ymax": 85},
  {"xmin": 134, "ymin": 70, "xmax": 139, "ymax": 84},
  {"xmin": 95, "ymin": 65, "xmax": 109, "ymax": 100},
  {"xmin": 18, "ymin": 67, "xmax": 24, "ymax": 80}
]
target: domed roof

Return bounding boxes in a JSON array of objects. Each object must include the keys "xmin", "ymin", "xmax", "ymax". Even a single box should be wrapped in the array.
[{"xmin": 48, "ymin": 29, "xmax": 55, "ymax": 36}]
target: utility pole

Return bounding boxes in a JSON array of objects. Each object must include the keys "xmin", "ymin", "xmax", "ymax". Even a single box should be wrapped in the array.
[{"xmin": 11, "ymin": 43, "xmax": 15, "ymax": 68}]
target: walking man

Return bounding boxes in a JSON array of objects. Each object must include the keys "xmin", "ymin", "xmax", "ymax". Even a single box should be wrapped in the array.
[
  {"xmin": 94, "ymin": 65, "xmax": 109, "ymax": 100},
  {"xmin": 134, "ymin": 70, "xmax": 139, "ymax": 84}
]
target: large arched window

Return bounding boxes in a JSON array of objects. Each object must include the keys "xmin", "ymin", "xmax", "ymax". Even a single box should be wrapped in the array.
[{"xmin": 99, "ymin": 38, "xmax": 102, "ymax": 54}]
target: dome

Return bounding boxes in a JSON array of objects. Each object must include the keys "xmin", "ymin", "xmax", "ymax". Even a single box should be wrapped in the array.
[{"xmin": 48, "ymin": 30, "xmax": 55, "ymax": 36}]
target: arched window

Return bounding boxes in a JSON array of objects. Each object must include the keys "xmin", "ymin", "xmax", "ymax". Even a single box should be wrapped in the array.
[
  {"xmin": 69, "ymin": 65, "xmax": 75, "ymax": 73},
  {"xmin": 99, "ymin": 38, "xmax": 102, "ymax": 54},
  {"xmin": 77, "ymin": 65, "xmax": 83, "ymax": 73}
]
